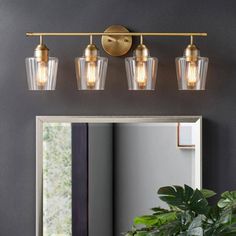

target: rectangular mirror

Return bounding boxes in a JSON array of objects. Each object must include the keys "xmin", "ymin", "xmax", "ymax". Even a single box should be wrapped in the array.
[{"xmin": 36, "ymin": 116, "xmax": 202, "ymax": 236}]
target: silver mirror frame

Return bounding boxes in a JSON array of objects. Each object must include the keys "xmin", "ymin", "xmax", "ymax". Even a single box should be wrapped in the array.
[{"xmin": 36, "ymin": 116, "xmax": 202, "ymax": 236}]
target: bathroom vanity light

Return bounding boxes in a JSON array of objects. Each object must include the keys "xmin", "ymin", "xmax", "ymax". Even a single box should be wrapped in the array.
[
  {"xmin": 75, "ymin": 36, "xmax": 108, "ymax": 90},
  {"xmin": 176, "ymin": 36, "xmax": 208, "ymax": 90},
  {"xmin": 26, "ymin": 25, "xmax": 208, "ymax": 91},
  {"xmin": 125, "ymin": 35, "xmax": 158, "ymax": 90},
  {"xmin": 25, "ymin": 36, "xmax": 58, "ymax": 90}
]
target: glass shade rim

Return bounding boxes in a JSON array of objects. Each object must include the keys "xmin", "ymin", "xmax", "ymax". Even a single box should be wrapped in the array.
[
  {"xmin": 128, "ymin": 88, "xmax": 156, "ymax": 91},
  {"xmin": 175, "ymin": 56, "xmax": 209, "ymax": 61}
]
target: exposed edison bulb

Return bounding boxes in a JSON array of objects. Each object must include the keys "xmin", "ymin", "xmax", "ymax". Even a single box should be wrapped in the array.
[
  {"xmin": 36, "ymin": 61, "xmax": 48, "ymax": 88},
  {"xmin": 86, "ymin": 61, "xmax": 97, "ymax": 88},
  {"xmin": 186, "ymin": 61, "xmax": 198, "ymax": 88},
  {"xmin": 136, "ymin": 62, "xmax": 147, "ymax": 89}
]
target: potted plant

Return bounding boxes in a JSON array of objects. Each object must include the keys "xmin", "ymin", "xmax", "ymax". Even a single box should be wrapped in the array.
[{"xmin": 125, "ymin": 185, "xmax": 236, "ymax": 236}]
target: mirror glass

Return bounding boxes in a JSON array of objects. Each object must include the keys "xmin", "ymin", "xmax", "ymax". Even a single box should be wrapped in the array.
[{"xmin": 36, "ymin": 117, "xmax": 202, "ymax": 236}]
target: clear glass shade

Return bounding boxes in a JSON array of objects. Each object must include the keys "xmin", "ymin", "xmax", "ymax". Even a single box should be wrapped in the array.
[
  {"xmin": 25, "ymin": 57, "xmax": 58, "ymax": 90},
  {"xmin": 125, "ymin": 57, "xmax": 158, "ymax": 90},
  {"xmin": 176, "ymin": 57, "xmax": 208, "ymax": 90},
  {"xmin": 75, "ymin": 57, "xmax": 108, "ymax": 90}
]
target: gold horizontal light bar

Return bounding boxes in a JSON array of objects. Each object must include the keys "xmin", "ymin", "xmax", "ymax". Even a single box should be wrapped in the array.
[{"xmin": 26, "ymin": 32, "xmax": 207, "ymax": 37}]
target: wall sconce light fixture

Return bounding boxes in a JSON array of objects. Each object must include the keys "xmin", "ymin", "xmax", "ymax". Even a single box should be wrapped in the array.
[
  {"xmin": 176, "ymin": 36, "xmax": 208, "ymax": 90},
  {"xmin": 75, "ymin": 35, "xmax": 108, "ymax": 90},
  {"xmin": 26, "ymin": 25, "xmax": 208, "ymax": 91},
  {"xmin": 125, "ymin": 35, "xmax": 158, "ymax": 90},
  {"xmin": 25, "ymin": 36, "xmax": 58, "ymax": 90}
]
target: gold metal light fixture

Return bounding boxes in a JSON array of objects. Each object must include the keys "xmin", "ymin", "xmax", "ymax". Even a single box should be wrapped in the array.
[
  {"xmin": 75, "ymin": 35, "xmax": 108, "ymax": 90},
  {"xmin": 101, "ymin": 25, "xmax": 132, "ymax": 56},
  {"xmin": 176, "ymin": 36, "xmax": 209, "ymax": 90},
  {"xmin": 26, "ymin": 25, "xmax": 208, "ymax": 91},
  {"xmin": 25, "ymin": 36, "xmax": 58, "ymax": 90}
]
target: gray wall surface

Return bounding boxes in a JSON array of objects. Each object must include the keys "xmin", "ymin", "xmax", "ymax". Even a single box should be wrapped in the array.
[
  {"xmin": 0, "ymin": 0, "xmax": 235, "ymax": 235},
  {"xmin": 88, "ymin": 124, "xmax": 113, "ymax": 236},
  {"xmin": 114, "ymin": 123, "xmax": 194, "ymax": 235}
]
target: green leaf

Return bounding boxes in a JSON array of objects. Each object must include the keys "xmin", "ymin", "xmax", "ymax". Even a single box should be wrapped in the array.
[
  {"xmin": 190, "ymin": 189, "xmax": 209, "ymax": 215},
  {"xmin": 218, "ymin": 191, "xmax": 236, "ymax": 209},
  {"xmin": 125, "ymin": 185, "xmax": 236, "ymax": 236},
  {"xmin": 158, "ymin": 185, "xmax": 209, "ymax": 215},
  {"xmin": 134, "ymin": 212, "xmax": 177, "ymax": 227},
  {"xmin": 124, "ymin": 233, "xmax": 135, "ymax": 236},
  {"xmin": 157, "ymin": 220, "xmax": 181, "ymax": 235},
  {"xmin": 187, "ymin": 215, "xmax": 204, "ymax": 236},
  {"xmin": 200, "ymin": 189, "xmax": 216, "ymax": 199},
  {"xmin": 158, "ymin": 186, "xmax": 186, "ymax": 209},
  {"xmin": 180, "ymin": 210, "xmax": 193, "ymax": 227},
  {"xmin": 134, "ymin": 233, "xmax": 145, "ymax": 236},
  {"xmin": 203, "ymin": 205, "xmax": 236, "ymax": 236},
  {"xmin": 151, "ymin": 207, "xmax": 169, "ymax": 214},
  {"xmin": 134, "ymin": 215, "xmax": 159, "ymax": 227},
  {"xmin": 135, "ymin": 232, "xmax": 150, "ymax": 236}
]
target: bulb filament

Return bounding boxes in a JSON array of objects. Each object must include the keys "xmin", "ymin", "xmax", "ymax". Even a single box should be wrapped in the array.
[
  {"xmin": 87, "ymin": 62, "xmax": 97, "ymax": 88},
  {"xmin": 136, "ymin": 62, "xmax": 147, "ymax": 89},
  {"xmin": 36, "ymin": 61, "xmax": 48, "ymax": 89},
  {"xmin": 187, "ymin": 61, "xmax": 198, "ymax": 89}
]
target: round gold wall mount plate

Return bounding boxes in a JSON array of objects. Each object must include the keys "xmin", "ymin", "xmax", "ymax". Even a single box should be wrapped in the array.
[{"xmin": 101, "ymin": 25, "xmax": 132, "ymax": 56}]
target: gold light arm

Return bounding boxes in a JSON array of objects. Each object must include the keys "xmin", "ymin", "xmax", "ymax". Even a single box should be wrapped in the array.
[
  {"xmin": 26, "ymin": 25, "xmax": 207, "ymax": 57},
  {"xmin": 26, "ymin": 32, "xmax": 207, "ymax": 37}
]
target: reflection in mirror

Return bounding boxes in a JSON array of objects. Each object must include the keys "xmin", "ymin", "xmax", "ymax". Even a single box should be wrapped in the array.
[
  {"xmin": 36, "ymin": 117, "xmax": 202, "ymax": 236},
  {"xmin": 177, "ymin": 122, "xmax": 196, "ymax": 148},
  {"xmin": 43, "ymin": 123, "xmax": 72, "ymax": 236}
]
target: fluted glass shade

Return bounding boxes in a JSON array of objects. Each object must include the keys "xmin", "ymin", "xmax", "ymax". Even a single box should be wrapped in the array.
[
  {"xmin": 176, "ymin": 57, "xmax": 208, "ymax": 90},
  {"xmin": 125, "ymin": 57, "xmax": 158, "ymax": 90},
  {"xmin": 75, "ymin": 57, "xmax": 108, "ymax": 90},
  {"xmin": 25, "ymin": 57, "xmax": 58, "ymax": 90}
]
